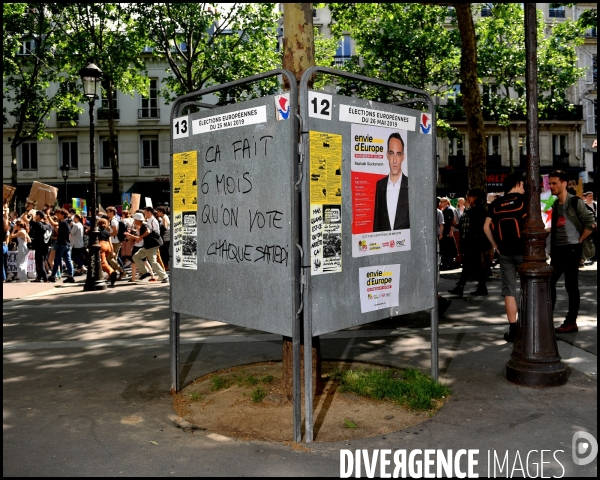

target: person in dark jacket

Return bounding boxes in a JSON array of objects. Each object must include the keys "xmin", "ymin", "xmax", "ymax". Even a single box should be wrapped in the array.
[{"xmin": 448, "ymin": 188, "xmax": 490, "ymax": 297}]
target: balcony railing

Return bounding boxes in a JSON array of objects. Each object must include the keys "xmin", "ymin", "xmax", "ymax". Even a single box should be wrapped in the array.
[
  {"xmin": 97, "ymin": 108, "xmax": 120, "ymax": 120},
  {"xmin": 333, "ymin": 55, "xmax": 352, "ymax": 67},
  {"xmin": 487, "ymin": 154, "xmax": 502, "ymax": 168},
  {"xmin": 448, "ymin": 155, "xmax": 466, "ymax": 168},
  {"xmin": 553, "ymin": 155, "xmax": 570, "ymax": 168},
  {"xmin": 548, "ymin": 8, "xmax": 565, "ymax": 18},
  {"xmin": 57, "ymin": 111, "xmax": 79, "ymax": 122},
  {"xmin": 138, "ymin": 108, "xmax": 160, "ymax": 119},
  {"xmin": 543, "ymin": 104, "xmax": 583, "ymax": 121}
]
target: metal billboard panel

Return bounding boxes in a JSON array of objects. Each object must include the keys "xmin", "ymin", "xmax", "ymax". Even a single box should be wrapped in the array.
[
  {"xmin": 305, "ymin": 94, "xmax": 436, "ymax": 336},
  {"xmin": 171, "ymin": 95, "xmax": 299, "ymax": 337}
]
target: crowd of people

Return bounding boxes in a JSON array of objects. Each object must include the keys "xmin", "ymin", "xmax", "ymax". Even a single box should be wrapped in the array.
[
  {"xmin": 438, "ymin": 171, "xmax": 596, "ymax": 341},
  {"xmin": 2, "ymin": 200, "xmax": 171, "ymax": 287}
]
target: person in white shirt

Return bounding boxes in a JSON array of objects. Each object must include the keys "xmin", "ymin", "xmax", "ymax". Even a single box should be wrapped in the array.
[
  {"xmin": 70, "ymin": 214, "xmax": 87, "ymax": 275},
  {"xmin": 106, "ymin": 206, "xmax": 126, "ymax": 280}
]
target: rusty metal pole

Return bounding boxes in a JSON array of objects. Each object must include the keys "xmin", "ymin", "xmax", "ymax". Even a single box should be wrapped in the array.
[
  {"xmin": 281, "ymin": 3, "xmax": 320, "ymax": 442},
  {"xmin": 505, "ymin": 4, "xmax": 568, "ymax": 387}
]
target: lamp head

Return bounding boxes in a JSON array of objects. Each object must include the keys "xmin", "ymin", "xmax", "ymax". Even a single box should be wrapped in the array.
[{"xmin": 79, "ymin": 62, "xmax": 103, "ymax": 99}]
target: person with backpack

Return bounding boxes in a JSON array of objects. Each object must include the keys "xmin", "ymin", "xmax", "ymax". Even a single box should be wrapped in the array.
[
  {"xmin": 483, "ymin": 173, "xmax": 527, "ymax": 342},
  {"xmin": 547, "ymin": 170, "xmax": 595, "ymax": 333}
]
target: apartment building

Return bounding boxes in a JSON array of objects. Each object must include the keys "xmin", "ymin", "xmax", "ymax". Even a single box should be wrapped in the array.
[
  {"xmin": 436, "ymin": 3, "xmax": 596, "ymax": 195},
  {"xmin": 3, "ymin": 4, "xmax": 595, "ymax": 211}
]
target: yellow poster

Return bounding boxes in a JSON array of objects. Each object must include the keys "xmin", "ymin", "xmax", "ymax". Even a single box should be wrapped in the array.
[
  {"xmin": 309, "ymin": 131, "xmax": 342, "ymax": 275},
  {"xmin": 310, "ymin": 131, "xmax": 342, "ymax": 204},
  {"xmin": 173, "ymin": 151, "xmax": 198, "ymax": 210}
]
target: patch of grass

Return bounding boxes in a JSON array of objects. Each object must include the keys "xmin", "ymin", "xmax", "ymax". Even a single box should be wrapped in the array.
[
  {"xmin": 210, "ymin": 375, "xmax": 229, "ymax": 391},
  {"xmin": 332, "ymin": 367, "xmax": 451, "ymax": 411},
  {"xmin": 260, "ymin": 375, "xmax": 274, "ymax": 384},
  {"xmin": 250, "ymin": 386, "xmax": 267, "ymax": 403},
  {"xmin": 189, "ymin": 393, "xmax": 203, "ymax": 401}
]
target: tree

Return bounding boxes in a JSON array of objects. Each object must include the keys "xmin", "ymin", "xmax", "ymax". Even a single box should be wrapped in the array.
[
  {"xmin": 453, "ymin": 4, "xmax": 488, "ymax": 191},
  {"xmin": 3, "ymin": 3, "xmax": 80, "ymax": 210},
  {"xmin": 329, "ymin": 4, "xmax": 460, "ymax": 96},
  {"xmin": 477, "ymin": 4, "xmax": 585, "ymax": 172},
  {"xmin": 57, "ymin": 3, "xmax": 150, "ymax": 201},
  {"xmin": 136, "ymin": 3, "xmax": 280, "ymax": 104}
]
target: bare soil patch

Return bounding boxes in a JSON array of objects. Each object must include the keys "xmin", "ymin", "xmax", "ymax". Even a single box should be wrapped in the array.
[{"xmin": 173, "ymin": 361, "xmax": 447, "ymax": 443}]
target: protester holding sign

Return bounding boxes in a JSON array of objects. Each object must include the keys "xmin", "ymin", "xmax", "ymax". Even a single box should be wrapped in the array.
[{"xmin": 8, "ymin": 220, "xmax": 31, "ymax": 282}]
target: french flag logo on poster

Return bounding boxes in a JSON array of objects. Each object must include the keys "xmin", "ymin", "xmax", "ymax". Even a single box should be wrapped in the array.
[
  {"xmin": 420, "ymin": 112, "xmax": 432, "ymax": 134},
  {"xmin": 275, "ymin": 93, "xmax": 291, "ymax": 121}
]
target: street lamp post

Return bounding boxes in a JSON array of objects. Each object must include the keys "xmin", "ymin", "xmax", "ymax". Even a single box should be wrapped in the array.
[
  {"xmin": 80, "ymin": 62, "xmax": 107, "ymax": 291},
  {"xmin": 505, "ymin": 4, "xmax": 567, "ymax": 386},
  {"xmin": 60, "ymin": 164, "xmax": 70, "ymax": 207}
]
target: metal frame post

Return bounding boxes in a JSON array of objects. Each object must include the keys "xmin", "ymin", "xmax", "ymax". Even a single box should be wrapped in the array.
[
  {"xmin": 168, "ymin": 70, "xmax": 303, "ymax": 439},
  {"xmin": 299, "ymin": 66, "xmax": 438, "ymax": 440}
]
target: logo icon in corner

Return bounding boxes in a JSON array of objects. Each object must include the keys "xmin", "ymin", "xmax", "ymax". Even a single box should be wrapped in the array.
[
  {"xmin": 275, "ymin": 93, "xmax": 290, "ymax": 121},
  {"xmin": 420, "ymin": 112, "xmax": 432, "ymax": 134},
  {"xmin": 573, "ymin": 431, "xmax": 598, "ymax": 466}
]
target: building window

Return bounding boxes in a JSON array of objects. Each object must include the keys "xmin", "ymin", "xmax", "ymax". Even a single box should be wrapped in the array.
[
  {"xmin": 448, "ymin": 135, "xmax": 465, "ymax": 168},
  {"xmin": 518, "ymin": 135, "xmax": 527, "ymax": 156},
  {"xmin": 17, "ymin": 39, "xmax": 35, "ymax": 55},
  {"xmin": 587, "ymin": 100, "xmax": 597, "ymax": 135},
  {"xmin": 450, "ymin": 136, "xmax": 464, "ymax": 156},
  {"xmin": 100, "ymin": 137, "xmax": 118, "ymax": 169},
  {"xmin": 60, "ymin": 139, "xmax": 78, "ymax": 169},
  {"xmin": 140, "ymin": 79, "xmax": 159, "ymax": 118},
  {"xmin": 336, "ymin": 35, "xmax": 351, "ymax": 57},
  {"xmin": 548, "ymin": 6, "xmax": 565, "ymax": 18},
  {"xmin": 101, "ymin": 88, "xmax": 118, "ymax": 110},
  {"xmin": 553, "ymin": 134, "xmax": 569, "ymax": 167},
  {"xmin": 20, "ymin": 142, "xmax": 38, "ymax": 170},
  {"xmin": 480, "ymin": 4, "xmax": 492, "ymax": 17},
  {"xmin": 141, "ymin": 136, "xmax": 159, "ymax": 167},
  {"xmin": 482, "ymin": 84, "xmax": 497, "ymax": 107},
  {"xmin": 486, "ymin": 135, "xmax": 500, "ymax": 156}
]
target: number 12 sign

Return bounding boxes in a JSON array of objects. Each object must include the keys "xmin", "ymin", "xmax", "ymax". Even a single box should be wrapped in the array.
[
  {"xmin": 308, "ymin": 92, "xmax": 332, "ymax": 121},
  {"xmin": 173, "ymin": 116, "xmax": 189, "ymax": 139}
]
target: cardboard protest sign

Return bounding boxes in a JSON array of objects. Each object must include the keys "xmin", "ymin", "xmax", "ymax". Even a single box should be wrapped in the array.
[
  {"xmin": 3, "ymin": 185, "xmax": 16, "ymax": 205},
  {"xmin": 28, "ymin": 182, "xmax": 58, "ymax": 207},
  {"xmin": 131, "ymin": 193, "xmax": 140, "ymax": 213}
]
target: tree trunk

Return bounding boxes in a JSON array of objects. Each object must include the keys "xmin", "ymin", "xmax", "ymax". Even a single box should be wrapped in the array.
[
  {"xmin": 281, "ymin": 3, "xmax": 321, "ymax": 400},
  {"xmin": 454, "ymin": 4, "xmax": 487, "ymax": 192},
  {"xmin": 507, "ymin": 124, "xmax": 514, "ymax": 173},
  {"xmin": 10, "ymin": 144, "xmax": 19, "ymax": 212},
  {"xmin": 104, "ymin": 79, "xmax": 121, "ymax": 201}
]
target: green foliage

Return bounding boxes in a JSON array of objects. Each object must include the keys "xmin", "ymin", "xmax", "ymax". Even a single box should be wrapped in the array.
[
  {"xmin": 210, "ymin": 375, "xmax": 229, "ymax": 391},
  {"xmin": 332, "ymin": 367, "xmax": 450, "ymax": 411},
  {"xmin": 328, "ymin": 3, "xmax": 461, "ymax": 102},
  {"xmin": 260, "ymin": 375, "xmax": 274, "ymax": 384},
  {"xmin": 137, "ymin": 3, "xmax": 280, "ymax": 103},
  {"xmin": 250, "ymin": 386, "xmax": 267, "ymax": 403},
  {"xmin": 476, "ymin": 4, "xmax": 584, "ymax": 123},
  {"xmin": 189, "ymin": 393, "xmax": 203, "ymax": 401},
  {"xmin": 3, "ymin": 4, "xmax": 82, "ymax": 146}
]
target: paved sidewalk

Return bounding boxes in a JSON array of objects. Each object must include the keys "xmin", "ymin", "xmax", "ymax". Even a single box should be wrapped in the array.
[{"xmin": 3, "ymin": 264, "xmax": 597, "ymax": 476}]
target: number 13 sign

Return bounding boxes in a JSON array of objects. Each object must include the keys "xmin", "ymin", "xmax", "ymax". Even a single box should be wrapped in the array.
[
  {"xmin": 308, "ymin": 92, "xmax": 332, "ymax": 121},
  {"xmin": 173, "ymin": 116, "xmax": 189, "ymax": 139}
]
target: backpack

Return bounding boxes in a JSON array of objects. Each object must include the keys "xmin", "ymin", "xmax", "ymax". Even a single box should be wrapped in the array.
[
  {"xmin": 490, "ymin": 193, "xmax": 527, "ymax": 253},
  {"xmin": 564, "ymin": 196, "xmax": 596, "ymax": 260},
  {"xmin": 116, "ymin": 220, "xmax": 128, "ymax": 242}
]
